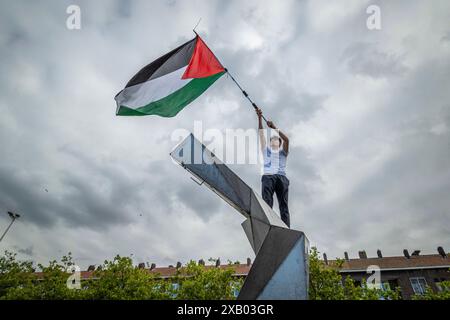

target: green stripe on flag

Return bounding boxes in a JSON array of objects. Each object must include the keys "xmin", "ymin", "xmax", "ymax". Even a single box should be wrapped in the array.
[{"xmin": 117, "ymin": 71, "xmax": 225, "ymax": 117}]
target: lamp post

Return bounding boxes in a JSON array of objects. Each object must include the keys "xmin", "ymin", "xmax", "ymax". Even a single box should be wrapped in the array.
[{"xmin": 0, "ymin": 211, "xmax": 21, "ymax": 243}]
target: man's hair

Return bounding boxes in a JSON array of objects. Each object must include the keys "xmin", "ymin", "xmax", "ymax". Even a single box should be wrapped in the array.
[{"xmin": 270, "ymin": 136, "xmax": 282, "ymax": 145}]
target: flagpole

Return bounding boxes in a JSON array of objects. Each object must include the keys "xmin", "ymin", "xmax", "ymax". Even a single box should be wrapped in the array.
[
  {"xmin": 223, "ymin": 68, "xmax": 268, "ymax": 123},
  {"xmin": 192, "ymin": 30, "xmax": 268, "ymax": 124}
]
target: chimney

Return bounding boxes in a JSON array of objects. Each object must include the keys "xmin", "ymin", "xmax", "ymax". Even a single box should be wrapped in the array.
[
  {"xmin": 176, "ymin": 261, "xmax": 182, "ymax": 269},
  {"xmin": 215, "ymin": 258, "xmax": 221, "ymax": 267},
  {"xmin": 150, "ymin": 263, "xmax": 156, "ymax": 270},
  {"xmin": 344, "ymin": 252, "xmax": 349, "ymax": 261},
  {"xmin": 323, "ymin": 253, "xmax": 328, "ymax": 265},
  {"xmin": 411, "ymin": 250, "xmax": 420, "ymax": 256},
  {"xmin": 403, "ymin": 249, "xmax": 410, "ymax": 259},
  {"xmin": 87, "ymin": 265, "xmax": 95, "ymax": 272},
  {"xmin": 358, "ymin": 250, "xmax": 367, "ymax": 259},
  {"xmin": 246, "ymin": 258, "xmax": 252, "ymax": 266},
  {"xmin": 138, "ymin": 263, "xmax": 145, "ymax": 269},
  {"xmin": 437, "ymin": 246, "xmax": 447, "ymax": 258},
  {"xmin": 377, "ymin": 249, "xmax": 382, "ymax": 258},
  {"xmin": 198, "ymin": 259, "xmax": 205, "ymax": 266}
]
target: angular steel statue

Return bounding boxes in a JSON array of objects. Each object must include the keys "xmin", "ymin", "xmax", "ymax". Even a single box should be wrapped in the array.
[{"xmin": 170, "ymin": 134, "xmax": 309, "ymax": 299}]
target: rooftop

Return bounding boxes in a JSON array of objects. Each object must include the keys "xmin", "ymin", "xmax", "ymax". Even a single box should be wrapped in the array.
[
  {"xmin": 37, "ymin": 247, "xmax": 448, "ymax": 280},
  {"xmin": 329, "ymin": 253, "xmax": 450, "ymax": 272}
]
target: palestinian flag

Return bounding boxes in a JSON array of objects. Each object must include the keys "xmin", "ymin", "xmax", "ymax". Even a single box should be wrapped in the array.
[{"xmin": 115, "ymin": 35, "xmax": 225, "ymax": 117}]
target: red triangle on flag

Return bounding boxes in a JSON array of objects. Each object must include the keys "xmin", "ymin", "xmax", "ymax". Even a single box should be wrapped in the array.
[{"xmin": 182, "ymin": 36, "xmax": 225, "ymax": 79}]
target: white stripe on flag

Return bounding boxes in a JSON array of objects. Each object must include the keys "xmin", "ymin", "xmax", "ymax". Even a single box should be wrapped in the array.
[{"xmin": 115, "ymin": 66, "xmax": 191, "ymax": 109}]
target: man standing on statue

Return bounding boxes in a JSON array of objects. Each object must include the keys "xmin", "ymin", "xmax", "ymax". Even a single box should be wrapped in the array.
[{"xmin": 255, "ymin": 107, "xmax": 291, "ymax": 228}]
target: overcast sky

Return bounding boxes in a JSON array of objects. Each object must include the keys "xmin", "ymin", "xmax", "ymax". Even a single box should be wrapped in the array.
[{"xmin": 0, "ymin": 0, "xmax": 449, "ymax": 269}]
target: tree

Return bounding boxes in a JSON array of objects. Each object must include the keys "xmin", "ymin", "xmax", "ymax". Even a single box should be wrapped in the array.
[
  {"xmin": 172, "ymin": 260, "xmax": 243, "ymax": 300},
  {"xmin": 0, "ymin": 251, "xmax": 241, "ymax": 300},
  {"xmin": 1, "ymin": 251, "xmax": 84, "ymax": 299},
  {"xmin": 0, "ymin": 249, "xmax": 441, "ymax": 300},
  {"xmin": 308, "ymin": 247, "xmax": 401, "ymax": 300},
  {"xmin": 412, "ymin": 280, "xmax": 450, "ymax": 300},
  {"xmin": 0, "ymin": 251, "xmax": 36, "ymax": 299},
  {"xmin": 86, "ymin": 255, "xmax": 173, "ymax": 300}
]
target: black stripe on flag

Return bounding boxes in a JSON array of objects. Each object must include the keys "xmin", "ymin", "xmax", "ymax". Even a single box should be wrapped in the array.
[{"xmin": 124, "ymin": 37, "xmax": 196, "ymax": 89}]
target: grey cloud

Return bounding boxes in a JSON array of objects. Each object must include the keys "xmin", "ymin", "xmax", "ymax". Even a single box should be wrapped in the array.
[
  {"xmin": 0, "ymin": 162, "xmax": 132, "ymax": 230},
  {"xmin": 0, "ymin": 0, "xmax": 449, "ymax": 266},
  {"xmin": 0, "ymin": 165, "xmax": 58, "ymax": 228},
  {"xmin": 341, "ymin": 41, "xmax": 408, "ymax": 78},
  {"xmin": 175, "ymin": 183, "xmax": 225, "ymax": 222},
  {"xmin": 309, "ymin": 128, "xmax": 450, "ymax": 256},
  {"xmin": 441, "ymin": 31, "xmax": 450, "ymax": 42},
  {"xmin": 14, "ymin": 245, "xmax": 34, "ymax": 257},
  {"xmin": 116, "ymin": 0, "xmax": 133, "ymax": 18},
  {"xmin": 305, "ymin": 52, "xmax": 450, "ymax": 257}
]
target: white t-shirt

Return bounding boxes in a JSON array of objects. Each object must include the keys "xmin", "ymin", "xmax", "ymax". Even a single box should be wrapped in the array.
[{"xmin": 262, "ymin": 146, "xmax": 287, "ymax": 176}]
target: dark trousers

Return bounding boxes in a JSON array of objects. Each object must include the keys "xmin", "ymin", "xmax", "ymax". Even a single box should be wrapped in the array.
[{"xmin": 261, "ymin": 174, "xmax": 290, "ymax": 228}]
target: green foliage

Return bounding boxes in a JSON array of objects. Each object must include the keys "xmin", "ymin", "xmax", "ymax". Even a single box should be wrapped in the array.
[
  {"xmin": 0, "ymin": 251, "xmax": 241, "ymax": 300},
  {"xmin": 308, "ymin": 247, "xmax": 401, "ymax": 300},
  {"xmin": 309, "ymin": 247, "xmax": 345, "ymax": 299},
  {"xmin": 32, "ymin": 252, "xmax": 87, "ymax": 299},
  {"xmin": 86, "ymin": 255, "xmax": 173, "ymax": 299},
  {"xmin": 0, "ymin": 249, "xmax": 445, "ymax": 300},
  {"xmin": 172, "ymin": 260, "xmax": 243, "ymax": 299},
  {"xmin": 1, "ymin": 251, "xmax": 86, "ymax": 299},
  {"xmin": 0, "ymin": 251, "xmax": 36, "ymax": 299},
  {"xmin": 412, "ymin": 280, "xmax": 450, "ymax": 300}
]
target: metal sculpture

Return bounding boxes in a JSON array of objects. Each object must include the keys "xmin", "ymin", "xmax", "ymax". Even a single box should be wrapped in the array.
[{"xmin": 170, "ymin": 133, "xmax": 309, "ymax": 299}]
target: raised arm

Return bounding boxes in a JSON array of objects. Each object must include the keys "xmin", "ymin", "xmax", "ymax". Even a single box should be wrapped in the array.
[
  {"xmin": 266, "ymin": 121, "xmax": 289, "ymax": 155},
  {"xmin": 256, "ymin": 107, "xmax": 266, "ymax": 152}
]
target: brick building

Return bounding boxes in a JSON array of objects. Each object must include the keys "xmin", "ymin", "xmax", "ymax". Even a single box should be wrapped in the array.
[
  {"xmin": 76, "ymin": 247, "xmax": 448, "ymax": 299},
  {"xmin": 323, "ymin": 247, "xmax": 449, "ymax": 299}
]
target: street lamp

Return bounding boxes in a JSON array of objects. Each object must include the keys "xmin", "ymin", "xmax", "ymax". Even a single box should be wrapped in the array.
[{"xmin": 0, "ymin": 211, "xmax": 21, "ymax": 242}]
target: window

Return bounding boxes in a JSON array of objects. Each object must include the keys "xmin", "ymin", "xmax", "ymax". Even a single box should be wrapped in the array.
[
  {"xmin": 410, "ymin": 277, "xmax": 427, "ymax": 295},
  {"xmin": 230, "ymin": 280, "xmax": 242, "ymax": 298},
  {"xmin": 170, "ymin": 283, "xmax": 179, "ymax": 298}
]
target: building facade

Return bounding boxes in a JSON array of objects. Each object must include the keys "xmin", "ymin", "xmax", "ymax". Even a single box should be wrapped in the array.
[
  {"xmin": 324, "ymin": 247, "xmax": 449, "ymax": 299},
  {"xmin": 74, "ymin": 247, "xmax": 449, "ymax": 300}
]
